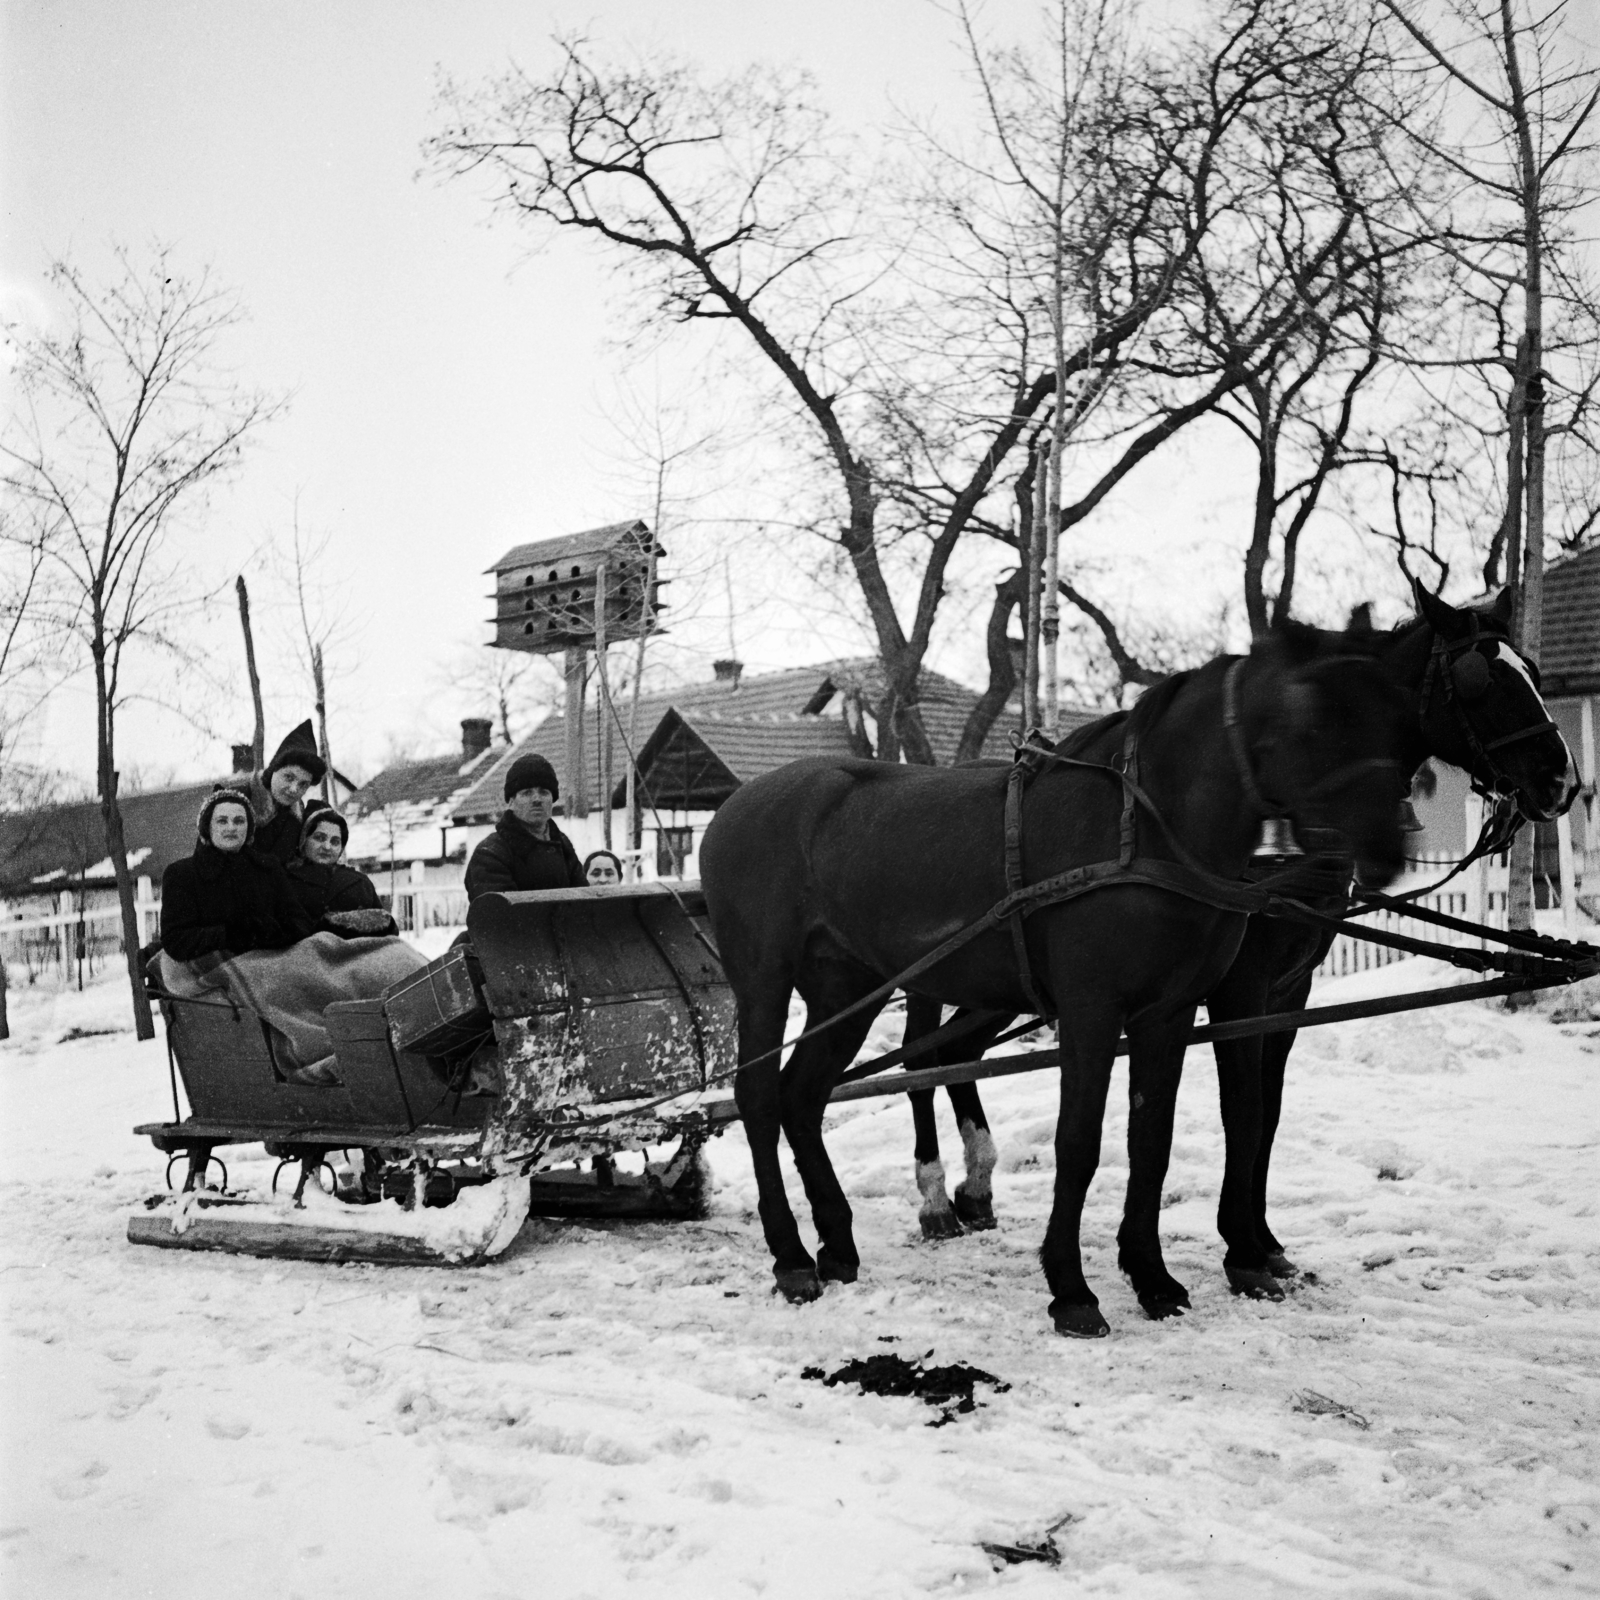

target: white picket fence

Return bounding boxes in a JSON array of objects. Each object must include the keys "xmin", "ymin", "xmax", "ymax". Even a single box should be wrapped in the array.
[
  {"xmin": 0, "ymin": 886, "xmax": 162, "ymax": 984},
  {"xmin": 1312, "ymin": 849, "xmax": 1514, "ymax": 982}
]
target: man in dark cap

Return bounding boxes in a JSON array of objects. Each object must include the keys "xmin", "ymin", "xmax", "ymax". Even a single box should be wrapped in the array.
[
  {"xmin": 246, "ymin": 719, "xmax": 328, "ymax": 866},
  {"xmin": 464, "ymin": 751, "xmax": 585, "ymax": 899}
]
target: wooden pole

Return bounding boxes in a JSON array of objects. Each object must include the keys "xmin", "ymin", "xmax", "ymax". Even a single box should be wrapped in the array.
[
  {"xmin": 312, "ymin": 644, "xmax": 334, "ymax": 803},
  {"xmin": 595, "ymin": 559, "xmax": 612, "ymax": 850},
  {"xmin": 236, "ymin": 576, "xmax": 265, "ymax": 770},
  {"xmin": 564, "ymin": 647, "xmax": 588, "ymax": 819}
]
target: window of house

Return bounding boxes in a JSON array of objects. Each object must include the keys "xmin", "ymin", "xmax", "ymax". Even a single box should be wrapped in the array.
[{"xmin": 656, "ymin": 826, "xmax": 693, "ymax": 878}]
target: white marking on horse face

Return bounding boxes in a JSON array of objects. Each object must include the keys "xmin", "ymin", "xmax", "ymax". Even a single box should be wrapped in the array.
[
  {"xmin": 1486, "ymin": 640, "xmax": 1539, "ymax": 698},
  {"xmin": 1488, "ymin": 642, "xmax": 1575, "ymax": 768}
]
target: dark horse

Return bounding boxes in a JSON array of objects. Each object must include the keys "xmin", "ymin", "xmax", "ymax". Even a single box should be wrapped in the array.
[
  {"xmin": 700, "ymin": 624, "xmax": 1416, "ymax": 1336},
  {"xmin": 896, "ymin": 585, "xmax": 1575, "ymax": 1300}
]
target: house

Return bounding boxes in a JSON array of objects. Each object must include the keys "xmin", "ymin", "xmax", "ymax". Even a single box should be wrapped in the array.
[
  {"xmin": 449, "ymin": 657, "xmax": 1103, "ymax": 879},
  {"xmin": 341, "ymin": 718, "xmax": 502, "ymax": 929}
]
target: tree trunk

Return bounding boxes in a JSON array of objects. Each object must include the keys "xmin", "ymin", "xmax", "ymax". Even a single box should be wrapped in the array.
[
  {"xmin": 312, "ymin": 644, "xmax": 334, "ymax": 804},
  {"xmin": 95, "ymin": 648, "xmax": 154, "ymax": 1040},
  {"xmin": 1505, "ymin": 6, "xmax": 1544, "ymax": 936},
  {"xmin": 0, "ymin": 957, "xmax": 9, "ymax": 1041},
  {"xmin": 237, "ymin": 576, "xmax": 266, "ymax": 770},
  {"xmin": 956, "ymin": 568, "xmax": 1025, "ymax": 763},
  {"xmin": 1024, "ymin": 448, "xmax": 1045, "ymax": 727},
  {"xmin": 1242, "ymin": 391, "xmax": 1277, "ymax": 638}
]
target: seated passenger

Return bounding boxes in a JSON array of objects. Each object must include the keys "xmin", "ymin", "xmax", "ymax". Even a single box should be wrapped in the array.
[
  {"xmin": 583, "ymin": 849, "xmax": 623, "ymax": 885},
  {"xmin": 286, "ymin": 804, "xmax": 398, "ymax": 938},
  {"xmin": 464, "ymin": 754, "xmax": 585, "ymax": 900},
  {"xmin": 159, "ymin": 789, "xmax": 315, "ymax": 963},
  {"xmin": 246, "ymin": 720, "xmax": 326, "ymax": 866}
]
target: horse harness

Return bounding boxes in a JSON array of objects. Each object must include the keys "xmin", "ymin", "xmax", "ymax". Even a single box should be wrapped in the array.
[
  {"xmin": 1419, "ymin": 620, "xmax": 1560, "ymax": 804},
  {"xmin": 999, "ymin": 659, "xmax": 1391, "ymax": 1016}
]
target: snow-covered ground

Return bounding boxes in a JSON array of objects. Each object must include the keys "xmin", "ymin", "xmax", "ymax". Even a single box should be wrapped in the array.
[{"xmin": 3, "ymin": 956, "xmax": 1598, "ymax": 1599}]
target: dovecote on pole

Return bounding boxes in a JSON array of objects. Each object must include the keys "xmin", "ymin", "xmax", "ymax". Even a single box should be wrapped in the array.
[
  {"xmin": 486, "ymin": 520, "xmax": 666, "ymax": 655},
  {"xmin": 484, "ymin": 521, "xmax": 665, "ymax": 821}
]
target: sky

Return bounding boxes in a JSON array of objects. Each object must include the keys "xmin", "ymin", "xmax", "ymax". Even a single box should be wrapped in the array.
[{"xmin": 4, "ymin": 0, "xmax": 1597, "ymax": 789}]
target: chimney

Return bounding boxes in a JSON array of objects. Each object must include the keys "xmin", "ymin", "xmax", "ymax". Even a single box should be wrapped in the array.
[
  {"xmin": 461, "ymin": 718, "xmax": 493, "ymax": 761},
  {"xmin": 231, "ymin": 743, "xmax": 255, "ymax": 775},
  {"xmin": 712, "ymin": 658, "xmax": 744, "ymax": 689}
]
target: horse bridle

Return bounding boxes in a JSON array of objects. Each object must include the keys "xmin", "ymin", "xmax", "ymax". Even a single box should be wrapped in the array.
[
  {"xmin": 1222, "ymin": 658, "xmax": 1404, "ymax": 846},
  {"xmin": 1418, "ymin": 621, "xmax": 1560, "ymax": 810}
]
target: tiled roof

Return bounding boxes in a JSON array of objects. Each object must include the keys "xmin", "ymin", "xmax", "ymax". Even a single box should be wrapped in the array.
[
  {"xmin": 344, "ymin": 747, "xmax": 497, "ymax": 818},
  {"xmin": 1541, "ymin": 543, "xmax": 1600, "ymax": 697},
  {"xmin": 487, "ymin": 520, "xmax": 652, "ymax": 575},
  {"xmin": 629, "ymin": 711, "xmax": 859, "ymax": 808},
  {"xmin": 0, "ymin": 780, "xmax": 224, "ymax": 895},
  {"xmin": 450, "ymin": 655, "xmax": 1106, "ymax": 822}
]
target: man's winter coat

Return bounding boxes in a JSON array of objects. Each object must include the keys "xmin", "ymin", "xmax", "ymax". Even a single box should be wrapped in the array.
[
  {"xmin": 464, "ymin": 812, "xmax": 585, "ymax": 900},
  {"xmin": 284, "ymin": 857, "xmax": 397, "ymax": 938},
  {"xmin": 160, "ymin": 842, "xmax": 316, "ymax": 962}
]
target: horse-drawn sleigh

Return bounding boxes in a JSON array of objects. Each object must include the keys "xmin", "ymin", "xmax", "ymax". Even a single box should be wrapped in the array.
[{"xmin": 131, "ymin": 595, "xmax": 1594, "ymax": 1335}]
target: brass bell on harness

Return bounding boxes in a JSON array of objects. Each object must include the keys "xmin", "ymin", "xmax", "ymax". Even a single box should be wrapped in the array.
[{"xmin": 1251, "ymin": 816, "xmax": 1304, "ymax": 859}]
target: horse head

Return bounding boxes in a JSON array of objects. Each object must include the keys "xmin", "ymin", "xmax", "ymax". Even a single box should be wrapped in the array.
[
  {"xmin": 1410, "ymin": 581, "xmax": 1574, "ymax": 822},
  {"xmin": 1243, "ymin": 621, "xmax": 1414, "ymax": 888}
]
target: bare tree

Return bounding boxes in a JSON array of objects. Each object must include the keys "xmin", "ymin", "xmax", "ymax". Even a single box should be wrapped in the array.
[
  {"xmin": 426, "ymin": 29, "xmax": 1202, "ymax": 764},
  {"xmin": 1, "ymin": 247, "xmax": 277, "ymax": 1037},
  {"xmin": 1375, "ymin": 0, "xmax": 1600, "ymax": 930}
]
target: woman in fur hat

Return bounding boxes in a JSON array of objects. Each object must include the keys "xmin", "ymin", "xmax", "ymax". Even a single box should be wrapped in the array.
[
  {"xmin": 464, "ymin": 751, "xmax": 585, "ymax": 899},
  {"xmin": 246, "ymin": 720, "xmax": 328, "ymax": 867},
  {"xmin": 285, "ymin": 804, "xmax": 397, "ymax": 938},
  {"xmin": 159, "ymin": 789, "xmax": 316, "ymax": 962}
]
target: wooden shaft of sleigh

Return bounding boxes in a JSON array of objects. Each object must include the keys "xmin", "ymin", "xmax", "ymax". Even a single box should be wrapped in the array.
[{"xmin": 800, "ymin": 973, "xmax": 1549, "ymax": 1109}]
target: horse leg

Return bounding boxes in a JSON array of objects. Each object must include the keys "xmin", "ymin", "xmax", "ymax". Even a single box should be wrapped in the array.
[
  {"xmin": 903, "ymin": 996, "xmax": 962, "ymax": 1240},
  {"xmin": 782, "ymin": 953, "xmax": 887, "ymax": 1286},
  {"xmin": 1253, "ymin": 1024, "xmax": 1299, "ymax": 1277},
  {"xmin": 1039, "ymin": 1004, "xmax": 1122, "ymax": 1339},
  {"xmin": 732, "ymin": 983, "xmax": 819, "ymax": 1303},
  {"xmin": 1117, "ymin": 1009, "xmax": 1200, "ymax": 1320},
  {"xmin": 946, "ymin": 1011, "xmax": 1016, "ymax": 1230},
  {"xmin": 1211, "ymin": 1033, "xmax": 1282, "ymax": 1300},
  {"xmin": 1205, "ymin": 961, "xmax": 1281, "ymax": 1299}
]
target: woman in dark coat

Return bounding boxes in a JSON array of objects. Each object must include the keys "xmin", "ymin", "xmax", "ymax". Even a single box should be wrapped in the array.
[
  {"xmin": 285, "ymin": 805, "xmax": 397, "ymax": 938},
  {"xmin": 159, "ymin": 789, "xmax": 315, "ymax": 962},
  {"xmin": 246, "ymin": 720, "xmax": 327, "ymax": 866}
]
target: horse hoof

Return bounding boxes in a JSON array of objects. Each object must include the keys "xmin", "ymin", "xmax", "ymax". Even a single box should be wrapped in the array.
[
  {"xmin": 919, "ymin": 1210, "xmax": 964, "ymax": 1241},
  {"xmin": 952, "ymin": 1188, "xmax": 997, "ymax": 1230},
  {"xmin": 1227, "ymin": 1264, "xmax": 1286, "ymax": 1301},
  {"xmin": 774, "ymin": 1267, "xmax": 822, "ymax": 1303},
  {"xmin": 1266, "ymin": 1252, "xmax": 1299, "ymax": 1279},
  {"xmin": 817, "ymin": 1251, "xmax": 858, "ymax": 1285},
  {"xmin": 1139, "ymin": 1299, "xmax": 1190, "ymax": 1324},
  {"xmin": 1050, "ymin": 1302, "xmax": 1110, "ymax": 1339}
]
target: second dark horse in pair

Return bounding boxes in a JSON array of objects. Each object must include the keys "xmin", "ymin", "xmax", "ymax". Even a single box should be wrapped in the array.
[{"xmin": 699, "ymin": 594, "xmax": 1572, "ymax": 1337}]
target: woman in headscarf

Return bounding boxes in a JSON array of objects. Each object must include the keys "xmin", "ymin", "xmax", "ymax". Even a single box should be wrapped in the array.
[
  {"xmin": 246, "ymin": 720, "xmax": 327, "ymax": 866},
  {"xmin": 285, "ymin": 803, "xmax": 398, "ymax": 938},
  {"xmin": 159, "ymin": 789, "xmax": 315, "ymax": 962}
]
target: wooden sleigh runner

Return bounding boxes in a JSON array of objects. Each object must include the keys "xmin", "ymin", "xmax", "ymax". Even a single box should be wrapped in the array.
[{"xmin": 131, "ymin": 882, "xmax": 736, "ymax": 1266}]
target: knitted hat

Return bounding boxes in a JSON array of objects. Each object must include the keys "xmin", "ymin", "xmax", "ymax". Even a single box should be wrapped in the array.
[
  {"xmin": 265, "ymin": 719, "xmax": 327, "ymax": 783},
  {"xmin": 299, "ymin": 801, "xmax": 349, "ymax": 853},
  {"xmin": 504, "ymin": 752, "xmax": 559, "ymax": 802},
  {"xmin": 197, "ymin": 787, "xmax": 256, "ymax": 845}
]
